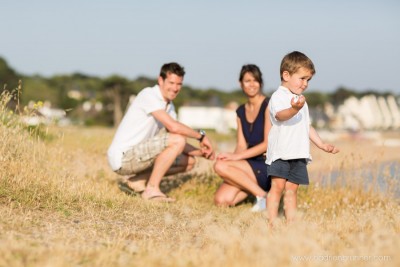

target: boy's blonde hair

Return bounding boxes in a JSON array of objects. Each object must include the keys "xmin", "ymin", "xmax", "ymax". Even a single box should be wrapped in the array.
[{"xmin": 280, "ymin": 51, "xmax": 316, "ymax": 81}]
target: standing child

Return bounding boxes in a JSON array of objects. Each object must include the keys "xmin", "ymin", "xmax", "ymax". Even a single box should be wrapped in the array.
[{"xmin": 266, "ymin": 51, "xmax": 339, "ymax": 225}]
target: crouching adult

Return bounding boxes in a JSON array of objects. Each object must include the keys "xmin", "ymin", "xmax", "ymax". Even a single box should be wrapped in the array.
[{"xmin": 107, "ymin": 62, "xmax": 215, "ymax": 202}]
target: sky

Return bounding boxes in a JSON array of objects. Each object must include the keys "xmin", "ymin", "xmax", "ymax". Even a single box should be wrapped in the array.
[{"xmin": 1, "ymin": 0, "xmax": 399, "ymax": 93}]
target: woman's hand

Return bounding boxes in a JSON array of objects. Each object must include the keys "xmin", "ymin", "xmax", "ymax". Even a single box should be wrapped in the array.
[{"xmin": 216, "ymin": 152, "xmax": 240, "ymax": 161}]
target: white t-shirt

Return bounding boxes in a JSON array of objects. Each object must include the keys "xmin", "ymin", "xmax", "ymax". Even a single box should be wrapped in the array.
[
  {"xmin": 266, "ymin": 86, "xmax": 311, "ymax": 165},
  {"xmin": 107, "ymin": 85, "xmax": 176, "ymax": 171}
]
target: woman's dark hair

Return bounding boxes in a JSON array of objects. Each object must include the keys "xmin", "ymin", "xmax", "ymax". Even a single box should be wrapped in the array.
[{"xmin": 239, "ymin": 64, "xmax": 263, "ymax": 88}]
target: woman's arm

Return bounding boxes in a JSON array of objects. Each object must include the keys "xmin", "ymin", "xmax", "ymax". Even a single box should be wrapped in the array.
[
  {"xmin": 218, "ymin": 104, "xmax": 272, "ymax": 161},
  {"xmin": 235, "ymin": 117, "xmax": 247, "ymax": 153},
  {"xmin": 235, "ymin": 105, "xmax": 270, "ymax": 159}
]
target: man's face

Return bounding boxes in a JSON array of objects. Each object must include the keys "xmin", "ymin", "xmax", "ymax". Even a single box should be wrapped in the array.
[{"xmin": 158, "ymin": 72, "xmax": 183, "ymax": 102}]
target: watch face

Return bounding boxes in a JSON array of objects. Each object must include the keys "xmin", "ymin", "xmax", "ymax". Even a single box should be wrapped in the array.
[{"xmin": 199, "ymin": 130, "xmax": 205, "ymax": 135}]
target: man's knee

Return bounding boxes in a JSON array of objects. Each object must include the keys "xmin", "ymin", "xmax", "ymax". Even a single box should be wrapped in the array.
[{"xmin": 168, "ymin": 133, "xmax": 186, "ymax": 150}]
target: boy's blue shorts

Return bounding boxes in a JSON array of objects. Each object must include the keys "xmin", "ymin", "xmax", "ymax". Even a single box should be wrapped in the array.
[{"xmin": 268, "ymin": 158, "xmax": 309, "ymax": 185}]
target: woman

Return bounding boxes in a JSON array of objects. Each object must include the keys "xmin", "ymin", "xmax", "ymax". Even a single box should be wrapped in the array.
[{"xmin": 214, "ymin": 64, "xmax": 271, "ymax": 211}]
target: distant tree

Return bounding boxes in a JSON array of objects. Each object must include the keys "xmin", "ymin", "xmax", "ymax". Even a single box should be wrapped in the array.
[
  {"xmin": 330, "ymin": 87, "xmax": 358, "ymax": 105},
  {"xmin": 103, "ymin": 75, "xmax": 130, "ymax": 127},
  {"xmin": 0, "ymin": 57, "xmax": 23, "ymax": 111},
  {"xmin": 22, "ymin": 75, "xmax": 59, "ymax": 106},
  {"xmin": 47, "ymin": 75, "xmax": 80, "ymax": 110},
  {"xmin": 134, "ymin": 76, "xmax": 157, "ymax": 91},
  {"xmin": 0, "ymin": 57, "xmax": 19, "ymax": 90},
  {"xmin": 303, "ymin": 91, "xmax": 329, "ymax": 108},
  {"xmin": 220, "ymin": 89, "xmax": 248, "ymax": 106}
]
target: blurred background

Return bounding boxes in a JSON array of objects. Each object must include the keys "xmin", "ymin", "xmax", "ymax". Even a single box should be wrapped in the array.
[{"xmin": 1, "ymin": 0, "xmax": 399, "ymax": 135}]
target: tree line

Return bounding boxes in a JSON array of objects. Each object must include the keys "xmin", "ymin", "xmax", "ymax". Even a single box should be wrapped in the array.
[{"xmin": 0, "ymin": 57, "xmax": 397, "ymax": 127}]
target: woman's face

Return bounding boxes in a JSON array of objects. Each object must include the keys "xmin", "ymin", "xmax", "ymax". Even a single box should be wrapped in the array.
[{"xmin": 241, "ymin": 72, "xmax": 261, "ymax": 97}]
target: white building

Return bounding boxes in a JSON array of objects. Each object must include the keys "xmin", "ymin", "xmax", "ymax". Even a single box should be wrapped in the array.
[
  {"xmin": 330, "ymin": 94, "xmax": 400, "ymax": 130},
  {"xmin": 178, "ymin": 106, "xmax": 237, "ymax": 133}
]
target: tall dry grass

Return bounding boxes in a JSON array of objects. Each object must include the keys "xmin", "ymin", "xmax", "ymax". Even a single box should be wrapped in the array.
[{"xmin": 0, "ymin": 90, "xmax": 399, "ymax": 267}]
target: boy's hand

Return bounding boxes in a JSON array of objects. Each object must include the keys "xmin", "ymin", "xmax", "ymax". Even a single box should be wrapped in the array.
[
  {"xmin": 291, "ymin": 95, "xmax": 305, "ymax": 111},
  {"xmin": 321, "ymin": 144, "xmax": 340, "ymax": 154}
]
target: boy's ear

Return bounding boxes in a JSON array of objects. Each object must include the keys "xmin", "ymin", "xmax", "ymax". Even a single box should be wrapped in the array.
[{"xmin": 282, "ymin": 71, "xmax": 290, "ymax": 81}]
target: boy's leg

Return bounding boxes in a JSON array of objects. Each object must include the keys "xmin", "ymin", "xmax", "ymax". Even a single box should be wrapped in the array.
[
  {"xmin": 267, "ymin": 177, "xmax": 286, "ymax": 225},
  {"xmin": 283, "ymin": 181, "xmax": 299, "ymax": 223}
]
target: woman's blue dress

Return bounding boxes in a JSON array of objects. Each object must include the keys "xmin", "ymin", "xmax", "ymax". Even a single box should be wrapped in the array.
[{"xmin": 236, "ymin": 98, "xmax": 271, "ymax": 191}]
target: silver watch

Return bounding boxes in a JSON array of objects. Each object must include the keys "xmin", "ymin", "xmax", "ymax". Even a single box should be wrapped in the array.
[{"xmin": 197, "ymin": 129, "xmax": 206, "ymax": 142}]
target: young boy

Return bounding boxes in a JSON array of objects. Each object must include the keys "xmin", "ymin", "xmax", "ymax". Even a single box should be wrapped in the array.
[{"xmin": 266, "ymin": 51, "xmax": 339, "ymax": 225}]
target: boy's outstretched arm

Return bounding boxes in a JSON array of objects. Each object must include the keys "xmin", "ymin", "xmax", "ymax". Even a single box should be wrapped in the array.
[
  {"xmin": 309, "ymin": 126, "xmax": 340, "ymax": 154},
  {"xmin": 275, "ymin": 95, "xmax": 306, "ymax": 121}
]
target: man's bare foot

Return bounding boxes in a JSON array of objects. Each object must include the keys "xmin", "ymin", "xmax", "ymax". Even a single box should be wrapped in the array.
[
  {"xmin": 141, "ymin": 188, "xmax": 175, "ymax": 202},
  {"xmin": 118, "ymin": 174, "xmax": 147, "ymax": 195}
]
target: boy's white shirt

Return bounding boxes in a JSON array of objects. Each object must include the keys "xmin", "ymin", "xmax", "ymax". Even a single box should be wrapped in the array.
[
  {"xmin": 266, "ymin": 86, "xmax": 312, "ymax": 165},
  {"xmin": 107, "ymin": 84, "xmax": 176, "ymax": 171}
]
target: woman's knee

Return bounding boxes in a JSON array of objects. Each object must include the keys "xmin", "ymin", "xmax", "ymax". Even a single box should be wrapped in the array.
[
  {"xmin": 214, "ymin": 194, "xmax": 233, "ymax": 207},
  {"xmin": 213, "ymin": 160, "xmax": 227, "ymax": 175}
]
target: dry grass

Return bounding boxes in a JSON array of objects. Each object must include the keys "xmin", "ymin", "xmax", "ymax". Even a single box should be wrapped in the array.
[{"xmin": 0, "ymin": 98, "xmax": 399, "ymax": 266}]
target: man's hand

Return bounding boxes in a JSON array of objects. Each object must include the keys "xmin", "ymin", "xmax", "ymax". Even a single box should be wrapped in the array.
[{"xmin": 200, "ymin": 136, "xmax": 215, "ymax": 160}]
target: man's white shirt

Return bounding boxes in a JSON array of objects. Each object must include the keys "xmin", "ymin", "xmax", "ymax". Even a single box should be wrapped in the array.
[{"xmin": 107, "ymin": 85, "xmax": 176, "ymax": 171}]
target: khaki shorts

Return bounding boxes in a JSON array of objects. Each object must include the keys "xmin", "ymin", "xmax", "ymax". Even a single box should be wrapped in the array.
[{"xmin": 116, "ymin": 130, "xmax": 169, "ymax": 176}]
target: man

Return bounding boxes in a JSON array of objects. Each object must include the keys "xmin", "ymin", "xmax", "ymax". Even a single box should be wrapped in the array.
[{"xmin": 107, "ymin": 62, "xmax": 215, "ymax": 202}]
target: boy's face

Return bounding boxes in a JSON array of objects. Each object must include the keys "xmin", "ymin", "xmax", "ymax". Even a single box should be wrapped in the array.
[
  {"xmin": 158, "ymin": 72, "xmax": 183, "ymax": 102},
  {"xmin": 282, "ymin": 67, "xmax": 313, "ymax": 95}
]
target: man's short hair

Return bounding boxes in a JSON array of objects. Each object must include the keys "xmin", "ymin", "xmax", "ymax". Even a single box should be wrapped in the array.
[{"xmin": 160, "ymin": 62, "xmax": 185, "ymax": 79}]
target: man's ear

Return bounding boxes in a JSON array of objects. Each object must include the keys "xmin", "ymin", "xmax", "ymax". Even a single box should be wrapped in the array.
[
  {"xmin": 158, "ymin": 76, "xmax": 164, "ymax": 86},
  {"xmin": 282, "ymin": 71, "xmax": 290, "ymax": 82}
]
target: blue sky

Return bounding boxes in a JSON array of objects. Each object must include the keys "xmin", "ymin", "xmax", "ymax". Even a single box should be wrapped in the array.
[{"xmin": 1, "ymin": 0, "xmax": 399, "ymax": 93}]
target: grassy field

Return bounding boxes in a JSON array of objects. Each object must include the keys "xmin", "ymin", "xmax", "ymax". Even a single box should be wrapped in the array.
[{"xmin": 1, "ymin": 107, "xmax": 400, "ymax": 266}]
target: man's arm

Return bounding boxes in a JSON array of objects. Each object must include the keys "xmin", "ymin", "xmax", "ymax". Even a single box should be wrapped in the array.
[
  {"xmin": 152, "ymin": 109, "xmax": 202, "ymax": 139},
  {"xmin": 152, "ymin": 109, "xmax": 215, "ymax": 159}
]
